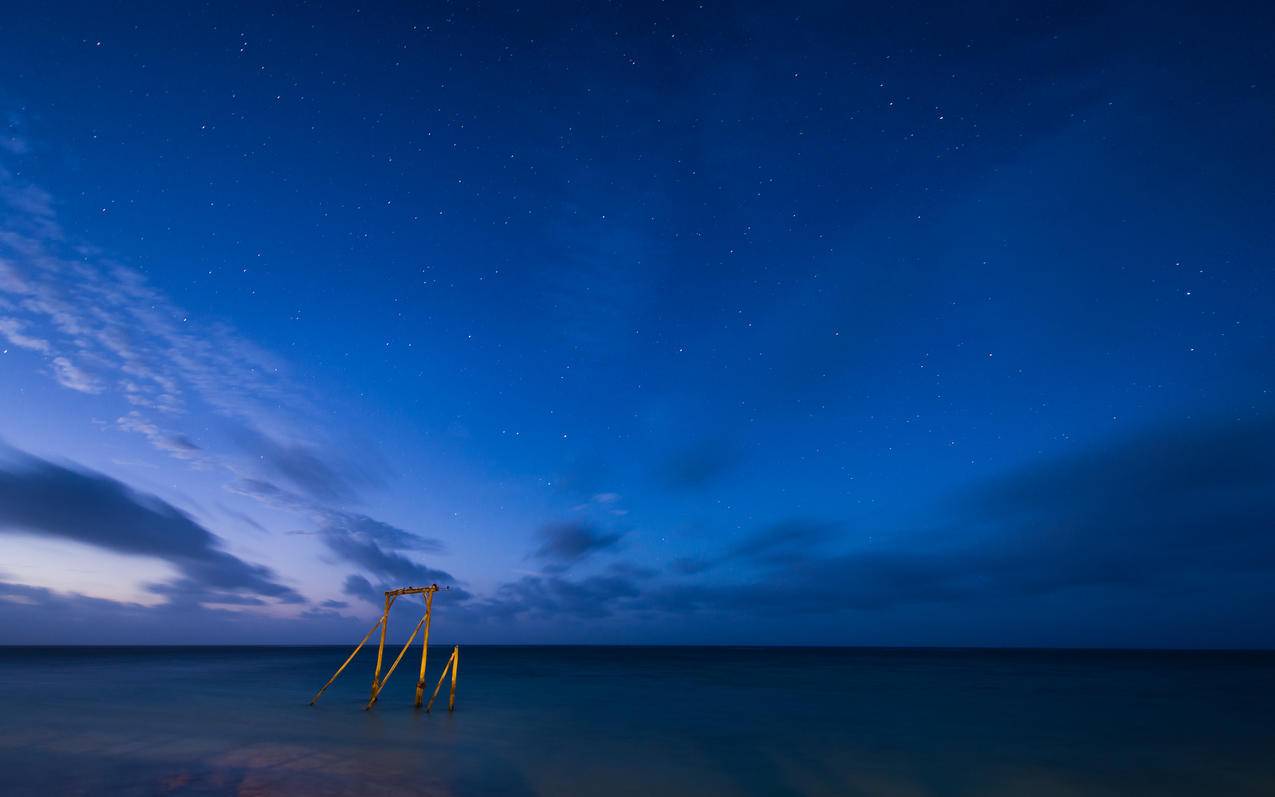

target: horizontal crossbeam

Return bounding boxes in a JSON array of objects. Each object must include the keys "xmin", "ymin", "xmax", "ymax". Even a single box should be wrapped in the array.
[{"xmin": 384, "ymin": 584, "xmax": 445, "ymax": 598}]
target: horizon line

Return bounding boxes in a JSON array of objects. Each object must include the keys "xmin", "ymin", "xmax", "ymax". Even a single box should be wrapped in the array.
[{"xmin": 3, "ymin": 643, "xmax": 1273, "ymax": 653}]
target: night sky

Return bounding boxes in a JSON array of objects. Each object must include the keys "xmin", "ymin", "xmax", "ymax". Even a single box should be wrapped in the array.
[{"xmin": 0, "ymin": 2, "xmax": 1272, "ymax": 646}]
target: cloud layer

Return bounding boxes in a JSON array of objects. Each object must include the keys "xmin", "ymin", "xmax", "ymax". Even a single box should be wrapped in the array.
[
  {"xmin": 452, "ymin": 412, "xmax": 1275, "ymax": 645},
  {"xmin": 531, "ymin": 521, "xmax": 623, "ymax": 568},
  {"xmin": 0, "ymin": 155, "xmax": 453, "ymax": 621},
  {"xmin": 0, "ymin": 446, "xmax": 299, "ymax": 605}
]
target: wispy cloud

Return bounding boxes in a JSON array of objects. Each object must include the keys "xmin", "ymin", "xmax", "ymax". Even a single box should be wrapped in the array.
[
  {"xmin": 50, "ymin": 355, "xmax": 102, "ymax": 394},
  {"xmin": 228, "ymin": 423, "xmax": 381, "ymax": 504},
  {"xmin": 0, "ymin": 580, "xmax": 364, "ymax": 644},
  {"xmin": 469, "ymin": 412, "xmax": 1275, "ymax": 638},
  {"xmin": 530, "ymin": 520, "xmax": 624, "ymax": 568},
  {"xmin": 228, "ymin": 474, "xmax": 457, "ymax": 605},
  {"xmin": 116, "ymin": 411, "xmax": 204, "ymax": 462},
  {"xmin": 0, "ymin": 445, "xmax": 300, "ymax": 606},
  {"xmin": 0, "ymin": 315, "xmax": 49, "ymax": 353},
  {"xmin": 0, "ymin": 138, "xmax": 451, "ymax": 613},
  {"xmin": 473, "ymin": 570, "xmax": 643, "ymax": 621},
  {"xmin": 0, "ymin": 161, "xmax": 298, "ymax": 430}
]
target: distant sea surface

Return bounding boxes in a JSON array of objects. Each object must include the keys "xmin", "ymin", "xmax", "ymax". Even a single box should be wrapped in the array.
[{"xmin": 0, "ymin": 646, "xmax": 1272, "ymax": 795}]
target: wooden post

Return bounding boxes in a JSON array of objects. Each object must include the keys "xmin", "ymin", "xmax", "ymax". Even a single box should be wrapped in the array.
[
  {"xmin": 425, "ymin": 646, "xmax": 458, "ymax": 713},
  {"xmin": 310, "ymin": 616, "xmax": 384, "ymax": 705},
  {"xmin": 369, "ymin": 593, "xmax": 394, "ymax": 703},
  {"xmin": 448, "ymin": 645, "xmax": 458, "ymax": 712},
  {"xmin": 307, "ymin": 585, "xmax": 449, "ymax": 712},
  {"xmin": 365, "ymin": 610, "xmax": 430, "ymax": 710},
  {"xmin": 414, "ymin": 589, "xmax": 435, "ymax": 707}
]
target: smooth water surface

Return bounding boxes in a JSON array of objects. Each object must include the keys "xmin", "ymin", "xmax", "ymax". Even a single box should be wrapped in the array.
[{"xmin": 0, "ymin": 646, "xmax": 1272, "ymax": 795}]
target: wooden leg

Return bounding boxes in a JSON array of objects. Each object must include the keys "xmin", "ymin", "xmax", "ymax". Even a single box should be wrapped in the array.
[
  {"xmin": 414, "ymin": 591, "xmax": 434, "ymax": 707},
  {"xmin": 425, "ymin": 646, "xmax": 457, "ymax": 713},
  {"xmin": 448, "ymin": 645, "xmax": 458, "ymax": 712},
  {"xmin": 369, "ymin": 595, "xmax": 393, "ymax": 702},
  {"xmin": 310, "ymin": 616, "xmax": 384, "ymax": 705}
]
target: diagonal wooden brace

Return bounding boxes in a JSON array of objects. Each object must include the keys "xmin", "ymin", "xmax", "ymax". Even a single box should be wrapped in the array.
[
  {"xmin": 365, "ymin": 610, "xmax": 430, "ymax": 710},
  {"xmin": 425, "ymin": 645, "xmax": 459, "ymax": 713},
  {"xmin": 310, "ymin": 616, "xmax": 384, "ymax": 705}
]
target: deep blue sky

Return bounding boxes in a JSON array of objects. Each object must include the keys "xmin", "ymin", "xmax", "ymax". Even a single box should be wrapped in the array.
[{"xmin": 0, "ymin": 1, "xmax": 1272, "ymax": 646}]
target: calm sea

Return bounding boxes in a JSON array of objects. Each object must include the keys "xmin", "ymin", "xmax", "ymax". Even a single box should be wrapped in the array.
[{"xmin": 0, "ymin": 646, "xmax": 1271, "ymax": 795}]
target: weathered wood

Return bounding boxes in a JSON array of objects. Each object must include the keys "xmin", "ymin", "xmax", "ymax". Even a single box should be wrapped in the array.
[
  {"xmin": 425, "ymin": 646, "xmax": 457, "ymax": 713},
  {"xmin": 385, "ymin": 584, "xmax": 442, "ymax": 598},
  {"xmin": 414, "ymin": 590, "xmax": 435, "ymax": 707},
  {"xmin": 369, "ymin": 594, "xmax": 394, "ymax": 702},
  {"xmin": 310, "ymin": 616, "xmax": 384, "ymax": 705},
  {"xmin": 365, "ymin": 609, "xmax": 430, "ymax": 710},
  {"xmin": 308, "ymin": 583, "xmax": 450, "ymax": 712},
  {"xmin": 448, "ymin": 645, "xmax": 458, "ymax": 712}
]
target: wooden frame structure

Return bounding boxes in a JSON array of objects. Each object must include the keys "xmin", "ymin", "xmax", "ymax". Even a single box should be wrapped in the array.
[{"xmin": 309, "ymin": 583, "xmax": 459, "ymax": 711}]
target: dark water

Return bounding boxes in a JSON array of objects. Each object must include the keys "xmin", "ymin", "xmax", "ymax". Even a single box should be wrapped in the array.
[{"xmin": 0, "ymin": 646, "xmax": 1272, "ymax": 796}]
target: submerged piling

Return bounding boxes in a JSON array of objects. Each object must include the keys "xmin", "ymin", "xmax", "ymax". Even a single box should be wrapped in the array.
[
  {"xmin": 414, "ymin": 589, "xmax": 435, "ymax": 707},
  {"xmin": 425, "ymin": 645, "xmax": 459, "ymax": 713},
  {"xmin": 308, "ymin": 584, "xmax": 457, "ymax": 713}
]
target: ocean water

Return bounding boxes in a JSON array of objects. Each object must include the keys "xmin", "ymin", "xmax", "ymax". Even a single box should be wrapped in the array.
[{"xmin": 0, "ymin": 646, "xmax": 1272, "ymax": 795}]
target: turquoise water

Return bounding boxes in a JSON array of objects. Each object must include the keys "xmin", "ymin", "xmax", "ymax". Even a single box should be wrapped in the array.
[{"xmin": 0, "ymin": 646, "xmax": 1272, "ymax": 795}]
